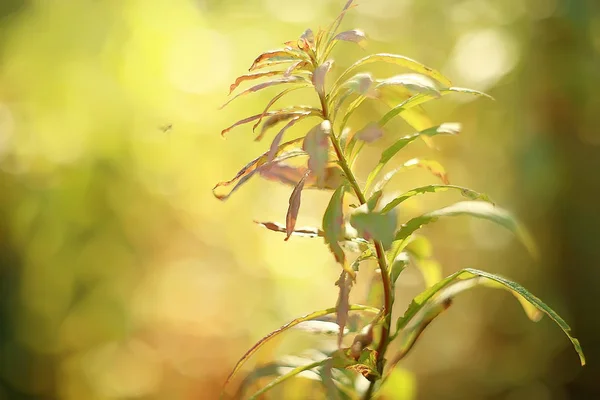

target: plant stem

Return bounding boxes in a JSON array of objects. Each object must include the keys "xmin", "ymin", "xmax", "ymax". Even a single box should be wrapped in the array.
[{"xmin": 318, "ymin": 88, "xmax": 393, "ymax": 400}]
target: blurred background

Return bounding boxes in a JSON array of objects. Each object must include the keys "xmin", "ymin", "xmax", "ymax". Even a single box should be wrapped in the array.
[{"xmin": 1, "ymin": 0, "xmax": 599, "ymax": 399}]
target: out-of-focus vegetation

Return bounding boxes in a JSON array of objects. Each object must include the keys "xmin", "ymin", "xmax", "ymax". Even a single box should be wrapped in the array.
[{"xmin": 0, "ymin": 0, "xmax": 599, "ymax": 399}]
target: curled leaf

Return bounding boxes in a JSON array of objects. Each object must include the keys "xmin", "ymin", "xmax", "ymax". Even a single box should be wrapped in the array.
[
  {"xmin": 334, "ymin": 29, "xmax": 367, "ymax": 48},
  {"xmin": 335, "ymin": 271, "xmax": 353, "ymax": 347},
  {"xmin": 255, "ymin": 221, "xmax": 324, "ymax": 238},
  {"xmin": 285, "ymin": 170, "xmax": 311, "ymax": 240},
  {"xmin": 249, "ymin": 49, "xmax": 307, "ymax": 71}
]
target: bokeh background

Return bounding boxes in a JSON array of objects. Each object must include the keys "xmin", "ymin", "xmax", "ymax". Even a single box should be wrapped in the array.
[{"xmin": 1, "ymin": 0, "xmax": 599, "ymax": 399}]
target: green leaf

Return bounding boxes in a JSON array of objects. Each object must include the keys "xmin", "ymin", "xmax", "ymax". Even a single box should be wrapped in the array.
[
  {"xmin": 364, "ymin": 124, "xmax": 461, "ymax": 193},
  {"xmin": 373, "ymin": 158, "xmax": 449, "ymax": 194},
  {"xmin": 335, "ymin": 271, "xmax": 353, "ymax": 347},
  {"xmin": 323, "ymin": 186, "xmax": 349, "ymax": 269},
  {"xmin": 303, "ymin": 121, "xmax": 331, "ymax": 185},
  {"xmin": 394, "ymin": 201, "xmax": 537, "ymax": 257},
  {"xmin": 380, "ymin": 184, "xmax": 493, "ymax": 214},
  {"xmin": 395, "ymin": 268, "xmax": 585, "ymax": 366},
  {"xmin": 377, "ymin": 74, "xmax": 441, "ymax": 98},
  {"xmin": 379, "ymin": 87, "xmax": 492, "ymax": 127},
  {"xmin": 285, "ymin": 170, "xmax": 310, "ymax": 240},
  {"xmin": 390, "ymin": 252, "xmax": 409, "ymax": 287},
  {"xmin": 350, "ymin": 205, "xmax": 397, "ymax": 250},
  {"xmin": 220, "ymin": 304, "xmax": 379, "ymax": 395},
  {"xmin": 332, "ymin": 53, "xmax": 452, "ymax": 97},
  {"xmin": 228, "ymin": 71, "xmax": 283, "ymax": 94}
]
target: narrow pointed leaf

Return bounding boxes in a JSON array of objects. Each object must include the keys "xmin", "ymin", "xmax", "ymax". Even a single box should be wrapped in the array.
[
  {"xmin": 229, "ymin": 71, "xmax": 282, "ymax": 94},
  {"xmin": 333, "ymin": 53, "xmax": 452, "ymax": 96},
  {"xmin": 255, "ymin": 221, "xmax": 324, "ymax": 238},
  {"xmin": 373, "ymin": 158, "xmax": 449, "ymax": 194},
  {"xmin": 260, "ymin": 164, "xmax": 346, "ymax": 190},
  {"xmin": 377, "ymin": 74, "xmax": 441, "ymax": 98},
  {"xmin": 285, "ymin": 170, "xmax": 310, "ymax": 240},
  {"xmin": 253, "ymin": 84, "xmax": 312, "ymax": 132},
  {"xmin": 395, "ymin": 268, "xmax": 585, "ymax": 366},
  {"xmin": 221, "ymin": 305, "xmax": 379, "ymax": 394},
  {"xmin": 220, "ymin": 76, "xmax": 306, "ymax": 109},
  {"xmin": 256, "ymin": 107, "xmax": 321, "ymax": 140},
  {"xmin": 249, "ymin": 49, "xmax": 308, "ymax": 71},
  {"xmin": 267, "ymin": 114, "xmax": 310, "ymax": 161},
  {"xmin": 335, "ymin": 271, "xmax": 353, "ymax": 347},
  {"xmin": 381, "ymin": 184, "xmax": 493, "ymax": 214},
  {"xmin": 349, "ymin": 206, "xmax": 397, "ymax": 249},
  {"xmin": 394, "ymin": 201, "xmax": 537, "ymax": 257},
  {"xmin": 364, "ymin": 124, "xmax": 461, "ymax": 193},
  {"xmin": 303, "ymin": 121, "xmax": 331, "ymax": 185},
  {"xmin": 323, "ymin": 186, "xmax": 350, "ymax": 269},
  {"xmin": 380, "ymin": 87, "xmax": 492, "ymax": 127}
]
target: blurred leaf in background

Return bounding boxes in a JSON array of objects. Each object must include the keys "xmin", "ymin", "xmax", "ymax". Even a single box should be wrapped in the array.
[{"xmin": 0, "ymin": 0, "xmax": 599, "ymax": 399}]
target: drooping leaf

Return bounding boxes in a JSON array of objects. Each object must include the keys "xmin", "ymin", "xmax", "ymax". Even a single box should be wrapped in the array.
[
  {"xmin": 260, "ymin": 163, "xmax": 346, "ymax": 190},
  {"xmin": 364, "ymin": 124, "xmax": 461, "ymax": 193},
  {"xmin": 249, "ymin": 49, "xmax": 308, "ymax": 71},
  {"xmin": 381, "ymin": 184, "xmax": 493, "ymax": 214},
  {"xmin": 373, "ymin": 158, "xmax": 449, "ymax": 194},
  {"xmin": 334, "ymin": 29, "xmax": 367, "ymax": 47},
  {"xmin": 285, "ymin": 170, "xmax": 311, "ymax": 240},
  {"xmin": 394, "ymin": 268, "xmax": 585, "ymax": 366},
  {"xmin": 323, "ymin": 186, "xmax": 352, "ymax": 274},
  {"xmin": 298, "ymin": 29, "xmax": 316, "ymax": 52},
  {"xmin": 404, "ymin": 235, "xmax": 442, "ymax": 288},
  {"xmin": 350, "ymin": 211, "xmax": 397, "ymax": 250},
  {"xmin": 220, "ymin": 76, "xmax": 307, "ymax": 109},
  {"xmin": 229, "ymin": 71, "xmax": 282, "ymax": 94},
  {"xmin": 267, "ymin": 115, "xmax": 311, "ymax": 161},
  {"xmin": 379, "ymin": 87, "xmax": 492, "ymax": 127},
  {"xmin": 335, "ymin": 271, "xmax": 353, "ymax": 347},
  {"xmin": 255, "ymin": 221, "xmax": 324, "ymax": 238},
  {"xmin": 303, "ymin": 121, "xmax": 331, "ymax": 184},
  {"xmin": 332, "ymin": 53, "xmax": 453, "ymax": 96},
  {"xmin": 220, "ymin": 304, "xmax": 379, "ymax": 394},
  {"xmin": 253, "ymin": 85, "xmax": 313, "ymax": 132},
  {"xmin": 313, "ymin": 60, "xmax": 334, "ymax": 97},
  {"xmin": 284, "ymin": 60, "xmax": 310, "ymax": 77},
  {"xmin": 212, "ymin": 139, "xmax": 304, "ymax": 200},
  {"xmin": 394, "ymin": 201, "xmax": 537, "ymax": 257}
]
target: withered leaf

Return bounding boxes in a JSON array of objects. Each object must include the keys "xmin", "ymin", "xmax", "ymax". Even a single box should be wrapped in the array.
[
  {"xmin": 255, "ymin": 221, "xmax": 324, "ymax": 238},
  {"xmin": 285, "ymin": 170, "xmax": 311, "ymax": 240},
  {"xmin": 252, "ymin": 85, "xmax": 312, "ymax": 132},
  {"xmin": 303, "ymin": 121, "xmax": 331, "ymax": 185},
  {"xmin": 220, "ymin": 76, "xmax": 306, "ymax": 109},
  {"xmin": 256, "ymin": 108, "xmax": 320, "ymax": 141},
  {"xmin": 334, "ymin": 29, "xmax": 367, "ymax": 48},
  {"xmin": 313, "ymin": 60, "xmax": 334, "ymax": 97},
  {"xmin": 228, "ymin": 71, "xmax": 282, "ymax": 95},
  {"xmin": 335, "ymin": 271, "xmax": 353, "ymax": 347},
  {"xmin": 356, "ymin": 122, "xmax": 384, "ymax": 143}
]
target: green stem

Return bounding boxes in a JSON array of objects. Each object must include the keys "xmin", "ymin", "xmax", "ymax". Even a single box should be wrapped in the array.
[{"xmin": 317, "ymin": 80, "xmax": 393, "ymax": 400}]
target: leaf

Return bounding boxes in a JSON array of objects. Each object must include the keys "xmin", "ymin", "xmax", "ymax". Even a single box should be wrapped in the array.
[
  {"xmin": 267, "ymin": 115, "xmax": 310, "ymax": 161},
  {"xmin": 323, "ymin": 186, "xmax": 351, "ymax": 272},
  {"xmin": 335, "ymin": 271, "xmax": 353, "ymax": 347},
  {"xmin": 394, "ymin": 201, "xmax": 537, "ymax": 257},
  {"xmin": 364, "ymin": 124, "xmax": 461, "ymax": 193},
  {"xmin": 334, "ymin": 29, "xmax": 367, "ymax": 48},
  {"xmin": 332, "ymin": 53, "xmax": 452, "ymax": 97},
  {"xmin": 247, "ymin": 359, "xmax": 331, "ymax": 400},
  {"xmin": 313, "ymin": 60, "xmax": 334, "ymax": 97},
  {"xmin": 390, "ymin": 252, "xmax": 410, "ymax": 287},
  {"xmin": 220, "ymin": 304, "xmax": 379, "ymax": 394},
  {"xmin": 298, "ymin": 29, "xmax": 316, "ymax": 51},
  {"xmin": 394, "ymin": 268, "xmax": 585, "ymax": 366},
  {"xmin": 324, "ymin": 0, "xmax": 358, "ymax": 50},
  {"xmin": 229, "ymin": 71, "xmax": 282, "ymax": 94},
  {"xmin": 255, "ymin": 221, "xmax": 324, "ymax": 238},
  {"xmin": 221, "ymin": 107, "xmax": 319, "ymax": 137},
  {"xmin": 249, "ymin": 49, "xmax": 308, "ymax": 71},
  {"xmin": 285, "ymin": 170, "xmax": 310, "ymax": 240},
  {"xmin": 380, "ymin": 184, "xmax": 493, "ymax": 214},
  {"xmin": 349, "ymin": 206, "xmax": 397, "ymax": 250},
  {"xmin": 260, "ymin": 164, "xmax": 346, "ymax": 190},
  {"xmin": 373, "ymin": 158, "xmax": 449, "ymax": 194},
  {"xmin": 256, "ymin": 107, "xmax": 321, "ymax": 140},
  {"xmin": 284, "ymin": 60, "xmax": 310, "ymax": 77},
  {"xmin": 220, "ymin": 76, "xmax": 307, "ymax": 109},
  {"xmin": 252, "ymin": 85, "xmax": 312, "ymax": 132},
  {"xmin": 356, "ymin": 122, "xmax": 384, "ymax": 143},
  {"xmin": 377, "ymin": 74, "xmax": 441, "ymax": 98},
  {"xmin": 303, "ymin": 121, "xmax": 331, "ymax": 184},
  {"xmin": 212, "ymin": 139, "xmax": 304, "ymax": 200},
  {"xmin": 379, "ymin": 87, "xmax": 492, "ymax": 127}
]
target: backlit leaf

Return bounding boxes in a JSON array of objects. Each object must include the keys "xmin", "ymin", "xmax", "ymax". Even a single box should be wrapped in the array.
[
  {"xmin": 356, "ymin": 122, "xmax": 384, "ymax": 143},
  {"xmin": 381, "ymin": 184, "xmax": 493, "ymax": 214},
  {"xmin": 284, "ymin": 60, "xmax": 310, "ymax": 77},
  {"xmin": 323, "ymin": 186, "xmax": 349, "ymax": 269},
  {"xmin": 394, "ymin": 268, "xmax": 585, "ymax": 366},
  {"xmin": 349, "ymin": 206, "xmax": 397, "ymax": 250},
  {"xmin": 285, "ymin": 170, "xmax": 310, "ymax": 240},
  {"xmin": 220, "ymin": 304, "xmax": 379, "ymax": 395},
  {"xmin": 364, "ymin": 124, "xmax": 461, "ymax": 193},
  {"xmin": 394, "ymin": 201, "xmax": 537, "ymax": 257},
  {"xmin": 335, "ymin": 271, "xmax": 353, "ymax": 347},
  {"xmin": 375, "ymin": 368, "xmax": 416, "ymax": 400},
  {"xmin": 267, "ymin": 114, "xmax": 311, "ymax": 161},
  {"xmin": 377, "ymin": 74, "xmax": 441, "ymax": 98},
  {"xmin": 373, "ymin": 158, "xmax": 449, "ymax": 194},
  {"xmin": 252, "ymin": 85, "xmax": 313, "ymax": 132},
  {"xmin": 256, "ymin": 107, "xmax": 321, "ymax": 140},
  {"xmin": 260, "ymin": 164, "xmax": 346, "ymax": 190},
  {"xmin": 228, "ymin": 71, "xmax": 282, "ymax": 94},
  {"xmin": 313, "ymin": 60, "xmax": 334, "ymax": 97},
  {"xmin": 332, "ymin": 53, "xmax": 452, "ymax": 96},
  {"xmin": 334, "ymin": 29, "xmax": 367, "ymax": 48},
  {"xmin": 255, "ymin": 221, "xmax": 323, "ymax": 238},
  {"xmin": 220, "ymin": 76, "xmax": 307, "ymax": 109},
  {"xmin": 249, "ymin": 49, "xmax": 308, "ymax": 71},
  {"xmin": 303, "ymin": 121, "xmax": 331, "ymax": 185}
]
